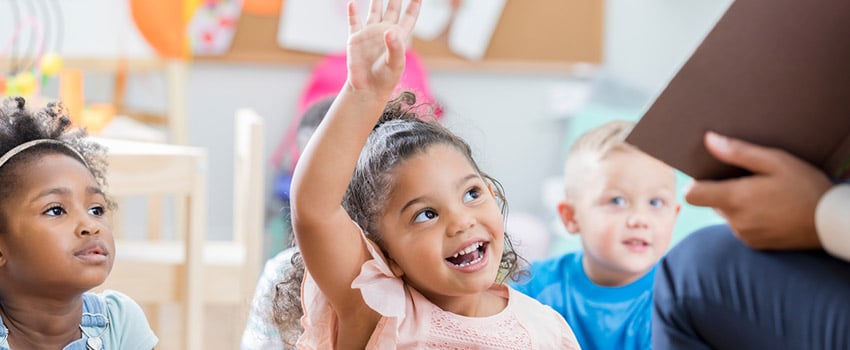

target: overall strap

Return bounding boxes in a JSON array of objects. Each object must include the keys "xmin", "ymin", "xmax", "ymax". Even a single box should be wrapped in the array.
[
  {"xmin": 0, "ymin": 312, "xmax": 8, "ymax": 349},
  {"xmin": 80, "ymin": 293, "xmax": 109, "ymax": 350}
]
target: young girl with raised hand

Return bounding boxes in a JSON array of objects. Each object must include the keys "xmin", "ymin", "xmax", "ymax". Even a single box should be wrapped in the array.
[
  {"xmin": 287, "ymin": 0, "xmax": 580, "ymax": 348},
  {"xmin": 0, "ymin": 97, "xmax": 157, "ymax": 349}
]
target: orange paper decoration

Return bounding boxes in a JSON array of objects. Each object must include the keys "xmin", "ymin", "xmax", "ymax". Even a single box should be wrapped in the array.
[{"xmin": 130, "ymin": 0, "xmax": 190, "ymax": 58}]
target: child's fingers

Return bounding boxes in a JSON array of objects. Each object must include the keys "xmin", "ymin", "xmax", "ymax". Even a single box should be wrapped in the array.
[
  {"xmin": 383, "ymin": 0, "xmax": 402, "ymax": 23},
  {"xmin": 365, "ymin": 0, "xmax": 383, "ymax": 24},
  {"xmin": 348, "ymin": 1, "xmax": 362, "ymax": 34},
  {"xmin": 704, "ymin": 131, "xmax": 785, "ymax": 176},
  {"xmin": 384, "ymin": 29, "xmax": 405, "ymax": 70},
  {"xmin": 398, "ymin": 0, "xmax": 422, "ymax": 34}
]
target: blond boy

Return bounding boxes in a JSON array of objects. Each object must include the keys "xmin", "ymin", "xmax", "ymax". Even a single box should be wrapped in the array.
[{"xmin": 514, "ymin": 120, "xmax": 680, "ymax": 350}]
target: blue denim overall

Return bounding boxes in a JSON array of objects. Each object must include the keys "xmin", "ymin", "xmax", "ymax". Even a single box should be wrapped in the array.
[{"xmin": 0, "ymin": 293, "xmax": 109, "ymax": 350}]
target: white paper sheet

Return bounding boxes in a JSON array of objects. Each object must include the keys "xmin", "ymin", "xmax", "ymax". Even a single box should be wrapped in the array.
[
  {"xmin": 277, "ymin": 0, "xmax": 506, "ymax": 59},
  {"xmin": 279, "ymin": 0, "xmax": 431, "ymax": 54},
  {"xmin": 413, "ymin": 0, "xmax": 453, "ymax": 40},
  {"xmin": 448, "ymin": 0, "xmax": 506, "ymax": 60}
]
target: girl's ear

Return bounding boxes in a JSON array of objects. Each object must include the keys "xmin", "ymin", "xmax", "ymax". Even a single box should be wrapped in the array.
[{"xmin": 557, "ymin": 200, "xmax": 580, "ymax": 234}]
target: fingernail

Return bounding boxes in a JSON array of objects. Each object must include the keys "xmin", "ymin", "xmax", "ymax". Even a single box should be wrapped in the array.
[{"xmin": 706, "ymin": 131, "xmax": 730, "ymax": 153}]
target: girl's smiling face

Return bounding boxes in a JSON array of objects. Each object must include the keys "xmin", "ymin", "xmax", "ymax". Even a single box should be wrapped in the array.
[
  {"xmin": 377, "ymin": 144, "xmax": 505, "ymax": 311},
  {"xmin": 0, "ymin": 153, "xmax": 115, "ymax": 296}
]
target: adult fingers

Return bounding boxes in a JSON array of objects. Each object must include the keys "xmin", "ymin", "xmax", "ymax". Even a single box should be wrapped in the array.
[
  {"xmin": 348, "ymin": 1, "xmax": 362, "ymax": 35},
  {"xmin": 383, "ymin": 0, "xmax": 403, "ymax": 23},
  {"xmin": 365, "ymin": 0, "xmax": 383, "ymax": 24},
  {"xmin": 398, "ymin": 0, "xmax": 422, "ymax": 34},
  {"xmin": 704, "ymin": 131, "xmax": 787, "ymax": 176},
  {"xmin": 684, "ymin": 178, "xmax": 740, "ymax": 209}
]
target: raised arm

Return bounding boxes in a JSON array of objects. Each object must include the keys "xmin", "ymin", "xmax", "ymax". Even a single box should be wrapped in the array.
[{"xmin": 289, "ymin": 0, "xmax": 420, "ymax": 344}]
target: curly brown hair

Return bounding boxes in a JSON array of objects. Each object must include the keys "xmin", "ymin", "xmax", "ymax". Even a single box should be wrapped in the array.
[
  {"xmin": 0, "ymin": 96, "xmax": 109, "ymax": 229},
  {"xmin": 272, "ymin": 92, "xmax": 527, "ymax": 346}
]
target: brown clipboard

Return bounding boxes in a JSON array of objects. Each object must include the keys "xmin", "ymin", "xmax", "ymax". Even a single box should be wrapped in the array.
[{"xmin": 626, "ymin": 0, "xmax": 850, "ymax": 181}]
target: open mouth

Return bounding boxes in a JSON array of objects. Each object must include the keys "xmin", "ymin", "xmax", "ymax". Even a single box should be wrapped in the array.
[{"xmin": 445, "ymin": 241, "xmax": 488, "ymax": 267}]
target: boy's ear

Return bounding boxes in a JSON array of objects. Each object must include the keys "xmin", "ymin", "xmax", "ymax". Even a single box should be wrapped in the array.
[{"xmin": 557, "ymin": 200, "xmax": 581, "ymax": 234}]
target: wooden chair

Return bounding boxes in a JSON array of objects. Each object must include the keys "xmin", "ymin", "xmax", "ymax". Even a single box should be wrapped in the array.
[
  {"xmin": 209, "ymin": 109, "xmax": 265, "ymax": 342},
  {"xmin": 92, "ymin": 138, "xmax": 206, "ymax": 349},
  {"xmin": 92, "ymin": 110, "xmax": 265, "ymax": 349}
]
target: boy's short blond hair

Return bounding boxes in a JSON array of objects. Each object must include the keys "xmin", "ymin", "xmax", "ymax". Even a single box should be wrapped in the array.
[{"xmin": 563, "ymin": 120, "xmax": 638, "ymax": 199}]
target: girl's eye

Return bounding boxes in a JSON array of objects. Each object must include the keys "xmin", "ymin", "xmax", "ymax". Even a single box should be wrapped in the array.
[
  {"xmin": 89, "ymin": 206, "xmax": 106, "ymax": 216},
  {"xmin": 649, "ymin": 198, "xmax": 665, "ymax": 207},
  {"xmin": 609, "ymin": 196, "xmax": 626, "ymax": 206},
  {"xmin": 413, "ymin": 209, "xmax": 437, "ymax": 223},
  {"xmin": 44, "ymin": 206, "xmax": 66, "ymax": 216},
  {"xmin": 463, "ymin": 188, "xmax": 481, "ymax": 203}
]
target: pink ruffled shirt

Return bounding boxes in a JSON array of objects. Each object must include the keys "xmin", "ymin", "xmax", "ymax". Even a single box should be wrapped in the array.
[{"xmin": 297, "ymin": 232, "xmax": 581, "ymax": 349}]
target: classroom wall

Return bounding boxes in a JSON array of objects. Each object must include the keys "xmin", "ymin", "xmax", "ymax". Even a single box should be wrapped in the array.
[{"xmin": 1, "ymin": 0, "xmax": 733, "ymax": 256}]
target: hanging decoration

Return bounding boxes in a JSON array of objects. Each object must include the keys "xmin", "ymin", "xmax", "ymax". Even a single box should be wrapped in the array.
[
  {"xmin": 187, "ymin": 0, "xmax": 244, "ymax": 56},
  {"xmin": 129, "ymin": 0, "xmax": 192, "ymax": 59},
  {"xmin": 1, "ymin": 0, "xmax": 65, "ymax": 98}
]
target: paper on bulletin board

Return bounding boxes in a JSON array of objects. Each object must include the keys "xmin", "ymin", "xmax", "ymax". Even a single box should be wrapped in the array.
[
  {"xmin": 276, "ymin": 0, "xmax": 504, "ymax": 58},
  {"xmin": 187, "ymin": 0, "xmax": 244, "ymax": 56},
  {"xmin": 277, "ymin": 0, "xmax": 349, "ymax": 54},
  {"xmin": 277, "ymin": 0, "xmax": 443, "ymax": 54},
  {"xmin": 448, "ymin": 0, "xmax": 506, "ymax": 60},
  {"xmin": 414, "ymin": 0, "xmax": 454, "ymax": 40}
]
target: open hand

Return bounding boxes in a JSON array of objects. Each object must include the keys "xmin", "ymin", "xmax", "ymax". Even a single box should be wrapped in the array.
[
  {"xmin": 346, "ymin": 0, "xmax": 421, "ymax": 96},
  {"xmin": 685, "ymin": 132, "xmax": 833, "ymax": 250}
]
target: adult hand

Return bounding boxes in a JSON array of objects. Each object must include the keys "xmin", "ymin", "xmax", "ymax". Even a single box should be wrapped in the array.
[
  {"xmin": 345, "ymin": 0, "xmax": 421, "ymax": 96},
  {"xmin": 685, "ymin": 131, "xmax": 833, "ymax": 250}
]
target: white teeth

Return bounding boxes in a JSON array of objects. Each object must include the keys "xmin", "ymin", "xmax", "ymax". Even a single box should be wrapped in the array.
[{"xmin": 452, "ymin": 242, "xmax": 483, "ymax": 258}]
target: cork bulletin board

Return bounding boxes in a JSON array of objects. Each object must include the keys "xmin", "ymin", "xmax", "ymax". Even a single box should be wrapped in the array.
[{"xmin": 202, "ymin": 0, "xmax": 604, "ymax": 71}]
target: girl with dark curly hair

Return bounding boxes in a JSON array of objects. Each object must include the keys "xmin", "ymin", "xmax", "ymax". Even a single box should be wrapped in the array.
[
  {"xmin": 278, "ymin": 0, "xmax": 580, "ymax": 348},
  {"xmin": 0, "ymin": 97, "xmax": 157, "ymax": 349}
]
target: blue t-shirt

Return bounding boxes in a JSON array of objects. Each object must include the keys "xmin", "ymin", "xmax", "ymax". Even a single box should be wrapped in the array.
[{"xmin": 512, "ymin": 252, "xmax": 655, "ymax": 350}]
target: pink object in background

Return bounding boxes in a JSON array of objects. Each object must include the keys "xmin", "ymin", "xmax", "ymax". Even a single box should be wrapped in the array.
[
  {"xmin": 297, "ymin": 49, "xmax": 438, "ymax": 115},
  {"xmin": 273, "ymin": 49, "xmax": 440, "ymax": 170}
]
